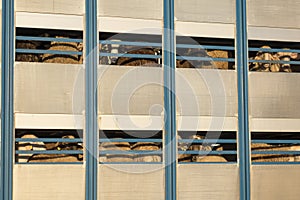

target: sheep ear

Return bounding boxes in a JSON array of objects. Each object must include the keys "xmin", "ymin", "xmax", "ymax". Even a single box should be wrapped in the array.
[
  {"xmin": 291, "ymin": 52, "xmax": 298, "ymax": 59},
  {"xmin": 276, "ymin": 52, "xmax": 284, "ymax": 57}
]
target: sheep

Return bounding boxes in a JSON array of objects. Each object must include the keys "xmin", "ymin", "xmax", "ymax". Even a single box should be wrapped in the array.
[
  {"xmin": 188, "ymin": 135, "xmax": 227, "ymax": 163},
  {"xmin": 15, "ymin": 33, "xmax": 51, "ymax": 62},
  {"xmin": 207, "ymin": 50, "xmax": 233, "ymax": 70},
  {"xmin": 28, "ymin": 154, "xmax": 82, "ymax": 163},
  {"xmin": 251, "ymin": 143, "xmax": 300, "ymax": 162},
  {"xmin": 177, "ymin": 135, "xmax": 192, "ymax": 162},
  {"xmin": 276, "ymin": 49, "xmax": 298, "ymax": 72},
  {"xmin": 28, "ymin": 135, "xmax": 83, "ymax": 163},
  {"xmin": 15, "ymin": 41, "xmax": 41, "ymax": 62},
  {"xmin": 249, "ymin": 46, "xmax": 298, "ymax": 72},
  {"xmin": 100, "ymin": 140, "xmax": 133, "ymax": 162},
  {"xmin": 16, "ymin": 134, "xmax": 47, "ymax": 163},
  {"xmin": 41, "ymin": 36, "xmax": 82, "ymax": 64},
  {"xmin": 176, "ymin": 48, "xmax": 212, "ymax": 68},
  {"xmin": 249, "ymin": 46, "xmax": 281, "ymax": 72},
  {"xmin": 131, "ymin": 142, "xmax": 161, "ymax": 162},
  {"xmin": 116, "ymin": 47, "xmax": 160, "ymax": 67}
]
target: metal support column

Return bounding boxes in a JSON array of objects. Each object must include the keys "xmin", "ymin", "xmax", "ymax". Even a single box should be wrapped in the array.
[
  {"xmin": 236, "ymin": 0, "xmax": 251, "ymax": 199},
  {"xmin": 163, "ymin": 0, "xmax": 176, "ymax": 199},
  {"xmin": 85, "ymin": 0, "xmax": 98, "ymax": 200},
  {"xmin": 0, "ymin": 0, "xmax": 14, "ymax": 200}
]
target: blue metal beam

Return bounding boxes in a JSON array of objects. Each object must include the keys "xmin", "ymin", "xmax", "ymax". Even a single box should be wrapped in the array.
[
  {"xmin": 236, "ymin": 0, "xmax": 251, "ymax": 199},
  {"xmin": 163, "ymin": 0, "xmax": 176, "ymax": 199},
  {"xmin": 1, "ymin": 0, "xmax": 14, "ymax": 200},
  {"xmin": 85, "ymin": 0, "xmax": 98, "ymax": 200}
]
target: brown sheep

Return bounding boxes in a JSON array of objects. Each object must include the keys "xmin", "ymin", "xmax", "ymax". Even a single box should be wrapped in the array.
[
  {"xmin": 207, "ymin": 50, "xmax": 234, "ymax": 70},
  {"xmin": 276, "ymin": 49, "xmax": 298, "ymax": 72},
  {"xmin": 131, "ymin": 142, "xmax": 161, "ymax": 162},
  {"xmin": 28, "ymin": 135, "xmax": 83, "ymax": 163},
  {"xmin": 188, "ymin": 135, "xmax": 227, "ymax": 163},
  {"xmin": 116, "ymin": 47, "xmax": 159, "ymax": 67},
  {"xmin": 251, "ymin": 143, "xmax": 300, "ymax": 162},
  {"xmin": 177, "ymin": 135, "xmax": 192, "ymax": 162},
  {"xmin": 100, "ymin": 140, "xmax": 133, "ymax": 162},
  {"xmin": 15, "ymin": 41, "xmax": 41, "ymax": 62},
  {"xmin": 16, "ymin": 134, "xmax": 47, "ymax": 163},
  {"xmin": 249, "ymin": 46, "xmax": 281, "ymax": 72},
  {"xmin": 28, "ymin": 154, "xmax": 82, "ymax": 163},
  {"xmin": 177, "ymin": 48, "xmax": 212, "ymax": 68},
  {"xmin": 42, "ymin": 36, "xmax": 82, "ymax": 64}
]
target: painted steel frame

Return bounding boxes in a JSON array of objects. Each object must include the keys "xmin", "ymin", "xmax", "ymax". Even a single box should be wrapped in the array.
[
  {"xmin": 163, "ymin": 0, "xmax": 177, "ymax": 199},
  {"xmin": 85, "ymin": 0, "xmax": 98, "ymax": 200},
  {"xmin": 0, "ymin": 0, "xmax": 15, "ymax": 200},
  {"xmin": 236, "ymin": 0, "xmax": 251, "ymax": 199},
  {"xmin": 0, "ymin": 0, "xmax": 252, "ymax": 200}
]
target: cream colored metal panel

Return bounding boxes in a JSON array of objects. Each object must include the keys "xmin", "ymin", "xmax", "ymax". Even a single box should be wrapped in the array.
[
  {"xmin": 99, "ymin": 115, "xmax": 163, "ymax": 131},
  {"xmin": 14, "ymin": 63, "xmax": 84, "ymax": 114},
  {"xmin": 99, "ymin": 164, "xmax": 164, "ymax": 200},
  {"xmin": 16, "ymin": 12, "xmax": 83, "ymax": 30},
  {"xmin": 248, "ymin": 26, "xmax": 300, "ymax": 42},
  {"xmin": 16, "ymin": 0, "xmax": 54, "ymax": 13},
  {"xmin": 98, "ymin": 0, "xmax": 162, "ymax": 20},
  {"xmin": 178, "ymin": 164, "xmax": 239, "ymax": 200},
  {"xmin": 15, "ymin": 113, "xmax": 84, "ymax": 129},
  {"xmin": 14, "ymin": 64, "xmax": 300, "ymax": 122},
  {"xmin": 16, "ymin": 0, "xmax": 84, "ymax": 15},
  {"xmin": 248, "ymin": 0, "xmax": 300, "ymax": 29},
  {"xmin": 178, "ymin": 116, "xmax": 237, "ymax": 131},
  {"xmin": 175, "ymin": 0, "xmax": 235, "ymax": 24},
  {"xmin": 251, "ymin": 165, "xmax": 300, "ymax": 200},
  {"xmin": 99, "ymin": 67, "xmax": 237, "ymax": 116},
  {"xmin": 98, "ymin": 66, "xmax": 163, "ymax": 115},
  {"xmin": 251, "ymin": 118, "xmax": 300, "ymax": 132},
  {"xmin": 176, "ymin": 69, "xmax": 237, "ymax": 116},
  {"xmin": 249, "ymin": 72, "xmax": 300, "ymax": 118},
  {"xmin": 176, "ymin": 21, "xmax": 234, "ymax": 38},
  {"xmin": 98, "ymin": 16, "xmax": 161, "ymax": 34},
  {"xmin": 13, "ymin": 165, "xmax": 84, "ymax": 200},
  {"xmin": 53, "ymin": 0, "xmax": 84, "ymax": 15}
]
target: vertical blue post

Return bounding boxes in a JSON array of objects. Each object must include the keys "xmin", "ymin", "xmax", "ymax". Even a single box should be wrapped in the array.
[
  {"xmin": 236, "ymin": 0, "xmax": 251, "ymax": 199},
  {"xmin": 0, "ymin": 0, "xmax": 14, "ymax": 200},
  {"xmin": 163, "ymin": 0, "xmax": 176, "ymax": 199},
  {"xmin": 85, "ymin": 0, "xmax": 98, "ymax": 200}
]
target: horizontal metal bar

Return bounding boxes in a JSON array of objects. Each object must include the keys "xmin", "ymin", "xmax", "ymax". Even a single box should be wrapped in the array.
[
  {"xmin": 99, "ymin": 138, "xmax": 162, "ymax": 143},
  {"xmin": 99, "ymin": 150, "xmax": 162, "ymax": 155},
  {"xmin": 177, "ymin": 44, "xmax": 235, "ymax": 51},
  {"xmin": 249, "ymin": 47, "xmax": 300, "ymax": 54},
  {"xmin": 15, "ymin": 162, "xmax": 83, "ymax": 165},
  {"xmin": 99, "ymin": 40, "xmax": 162, "ymax": 47},
  {"xmin": 179, "ymin": 162, "xmax": 237, "ymax": 164},
  {"xmin": 249, "ymin": 59, "xmax": 300, "ymax": 65},
  {"xmin": 178, "ymin": 150, "xmax": 237, "ymax": 155},
  {"xmin": 16, "ymin": 36, "xmax": 83, "ymax": 43},
  {"xmin": 252, "ymin": 162, "xmax": 300, "ymax": 165},
  {"xmin": 179, "ymin": 139, "xmax": 236, "ymax": 144},
  {"xmin": 99, "ymin": 41, "xmax": 235, "ymax": 51},
  {"xmin": 16, "ymin": 49, "xmax": 83, "ymax": 55},
  {"xmin": 99, "ymin": 52, "xmax": 161, "ymax": 59},
  {"xmin": 100, "ymin": 53, "xmax": 234, "ymax": 62},
  {"xmin": 16, "ymin": 150, "xmax": 83, "ymax": 154},
  {"xmin": 252, "ymin": 140, "xmax": 300, "ymax": 144},
  {"xmin": 252, "ymin": 151, "xmax": 300, "ymax": 155},
  {"xmin": 16, "ymin": 138, "xmax": 83, "ymax": 143},
  {"xmin": 177, "ymin": 55, "xmax": 235, "ymax": 62},
  {"xmin": 99, "ymin": 162, "xmax": 162, "ymax": 164}
]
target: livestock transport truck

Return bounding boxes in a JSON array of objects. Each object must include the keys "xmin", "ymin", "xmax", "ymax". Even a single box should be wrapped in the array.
[{"xmin": 1, "ymin": 0, "xmax": 300, "ymax": 200}]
